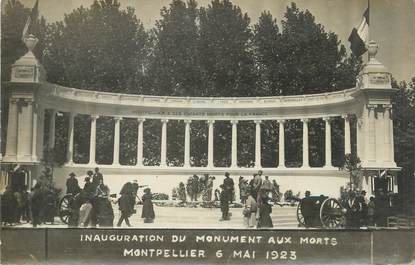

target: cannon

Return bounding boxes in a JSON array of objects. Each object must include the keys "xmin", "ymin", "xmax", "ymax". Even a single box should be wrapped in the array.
[
  {"xmin": 296, "ymin": 196, "xmax": 344, "ymax": 228},
  {"xmin": 58, "ymin": 193, "xmax": 76, "ymax": 224}
]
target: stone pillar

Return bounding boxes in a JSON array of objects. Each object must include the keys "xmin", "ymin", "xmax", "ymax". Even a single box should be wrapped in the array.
[
  {"xmin": 88, "ymin": 115, "xmax": 98, "ymax": 165},
  {"xmin": 137, "ymin": 118, "xmax": 145, "ymax": 166},
  {"xmin": 17, "ymin": 99, "xmax": 33, "ymax": 159},
  {"xmin": 323, "ymin": 117, "xmax": 332, "ymax": 168},
  {"xmin": 383, "ymin": 105, "xmax": 392, "ymax": 161},
  {"xmin": 301, "ymin": 118, "xmax": 309, "ymax": 168},
  {"xmin": 160, "ymin": 119, "xmax": 169, "ymax": 167},
  {"xmin": 278, "ymin": 119, "xmax": 286, "ymax": 168},
  {"xmin": 113, "ymin": 117, "xmax": 122, "ymax": 165},
  {"xmin": 343, "ymin": 114, "xmax": 351, "ymax": 155},
  {"xmin": 5, "ymin": 99, "xmax": 18, "ymax": 159},
  {"xmin": 67, "ymin": 112, "xmax": 75, "ymax": 164},
  {"xmin": 48, "ymin": 109, "xmax": 56, "ymax": 148},
  {"xmin": 368, "ymin": 105, "xmax": 376, "ymax": 161},
  {"xmin": 184, "ymin": 120, "xmax": 191, "ymax": 167},
  {"xmin": 31, "ymin": 101, "xmax": 38, "ymax": 161},
  {"xmin": 231, "ymin": 120, "xmax": 238, "ymax": 167},
  {"xmin": 35, "ymin": 107, "xmax": 45, "ymax": 161},
  {"xmin": 207, "ymin": 120, "xmax": 215, "ymax": 168},
  {"xmin": 254, "ymin": 120, "xmax": 262, "ymax": 168}
]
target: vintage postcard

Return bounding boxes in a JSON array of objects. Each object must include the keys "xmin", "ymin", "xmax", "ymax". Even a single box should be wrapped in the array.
[{"xmin": 1, "ymin": 0, "xmax": 414, "ymax": 264}]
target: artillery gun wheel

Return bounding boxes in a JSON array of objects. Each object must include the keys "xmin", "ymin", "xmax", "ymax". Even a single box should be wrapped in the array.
[
  {"xmin": 320, "ymin": 198, "xmax": 343, "ymax": 228},
  {"xmin": 59, "ymin": 194, "xmax": 74, "ymax": 224}
]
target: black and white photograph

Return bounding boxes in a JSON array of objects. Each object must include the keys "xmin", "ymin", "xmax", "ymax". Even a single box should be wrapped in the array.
[{"xmin": 1, "ymin": 0, "xmax": 414, "ymax": 264}]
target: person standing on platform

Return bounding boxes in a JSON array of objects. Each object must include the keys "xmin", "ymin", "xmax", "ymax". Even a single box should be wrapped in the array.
[
  {"xmin": 66, "ymin": 172, "xmax": 80, "ymax": 194},
  {"xmin": 219, "ymin": 185, "xmax": 230, "ymax": 221},
  {"xmin": 243, "ymin": 189, "xmax": 257, "ymax": 228},
  {"xmin": 206, "ymin": 176, "xmax": 215, "ymax": 201},
  {"xmin": 95, "ymin": 179, "xmax": 113, "ymax": 227},
  {"xmin": 21, "ymin": 186, "xmax": 30, "ymax": 222},
  {"xmin": 223, "ymin": 172, "xmax": 234, "ymax": 203},
  {"xmin": 239, "ymin": 177, "xmax": 248, "ymax": 204},
  {"xmin": 260, "ymin": 176, "xmax": 273, "ymax": 198},
  {"xmin": 30, "ymin": 183, "xmax": 43, "ymax": 227},
  {"xmin": 367, "ymin": 196, "xmax": 375, "ymax": 226},
  {"xmin": 251, "ymin": 171, "xmax": 263, "ymax": 200},
  {"xmin": 357, "ymin": 190, "xmax": 368, "ymax": 226},
  {"xmin": 257, "ymin": 195, "xmax": 273, "ymax": 228},
  {"xmin": 344, "ymin": 190, "xmax": 361, "ymax": 228},
  {"xmin": 141, "ymin": 188, "xmax": 155, "ymax": 223},
  {"xmin": 374, "ymin": 190, "xmax": 389, "ymax": 227},
  {"xmin": 92, "ymin": 167, "xmax": 103, "ymax": 187},
  {"xmin": 117, "ymin": 183, "xmax": 135, "ymax": 227}
]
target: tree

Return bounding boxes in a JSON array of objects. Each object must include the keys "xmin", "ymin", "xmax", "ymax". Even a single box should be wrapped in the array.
[
  {"xmin": 148, "ymin": 0, "xmax": 201, "ymax": 96},
  {"xmin": 44, "ymin": 0, "xmax": 147, "ymax": 94},
  {"xmin": 42, "ymin": 0, "xmax": 148, "ymax": 165},
  {"xmin": 276, "ymin": 3, "xmax": 361, "ymax": 95},
  {"xmin": 253, "ymin": 11, "xmax": 281, "ymax": 96},
  {"xmin": 341, "ymin": 153, "xmax": 362, "ymax": 190},
  {"xmin": 199, "ymin": 0, "xmax": 257, "ymax": 97}
]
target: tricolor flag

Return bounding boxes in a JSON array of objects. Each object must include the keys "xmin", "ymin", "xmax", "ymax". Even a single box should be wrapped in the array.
[
  {"xmin": 348, "ymin": 7, "xmax": 369, "ymax": 57},
  {"xmin": 22, "ymin": 0, "xmax": 39, "ymax": 42}
]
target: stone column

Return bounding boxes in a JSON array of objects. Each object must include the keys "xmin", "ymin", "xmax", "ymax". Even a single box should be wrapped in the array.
[
  {"xmin": 323, "ymin": 117, "xmax": 332, "ymax": 168},
  {"xmin": 160, "ymin": 119, "xmax": 169, "ymax": 167},
  {"xmin": 31, "ymin": 102, "xmax": 38, "ymax": 161},
  {"xmin": 67, "ymin": 112, "xmax": 75, "ymax": 164},
  {"xmin": 368, "ymin": 105, "xmax": 376, "ymax": 161},
  {"xmin": 383, "ymin": 105, "xmax": 392, "ymax": 161},
  {"xmin": 48, "ymin": 109, "xmax": 56, "ymax": 148},
  {"xmin": 343, "ymin": 114, "xmax": 351, "ymax": 155},
  {"xmin": 88, "ymin": 115, "xmax": 98, "ymax": 165},
  {"xmin": 35, "ymin": 107, "xmax": 45, "ymax": 161},
  {"xmin": 137, "ymin": 118, "xmax": 145, "ymax": 166},
  {"xmin": 278, "ymin": 119, "xmax": 286, "ymax": 168},
  {"xmin": 113, "ymin": 117, "xmax": 122, "ymax": 165},
  {"xmin": 184, "ymin": 119, "xmax": 191, "ymax": 167},
  {"xmin": 207, "ymin": 120, "xmax": 215, "ymax": 168},
  {"xmin": 254, "ymin": 120, "xmax": 262, "ymax": 168},
  {"xmin": 301, "ymin": 118, "xmax": 310, "ymax": 168},
  {"xmin": 5, "ymin": 99, "xmax": 18, "ymax": 158},
  {"xmin": 231, "ymin": 120, "xmax": 238, "ymax": 167}
]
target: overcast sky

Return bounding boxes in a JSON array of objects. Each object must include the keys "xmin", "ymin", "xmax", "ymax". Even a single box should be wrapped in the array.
[{"xmin": 12, "ymin": 0, "xmax": 415, "ymax": 82}]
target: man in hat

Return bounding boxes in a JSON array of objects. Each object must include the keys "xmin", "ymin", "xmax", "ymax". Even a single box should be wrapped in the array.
[
  {"xmin": 66, "ymin": 172, "xmax": 80, "ymax": 194},
  {"xmin": 92, "ymin": 167, "xmax": 103, "ymax": 187},
  {"xmin": 223, "ymin": 172, "xmax": 235, "ymax": 203},
  {"xmin": 219, "ymin": 185, "xmax": 230, "ymax": 221}
]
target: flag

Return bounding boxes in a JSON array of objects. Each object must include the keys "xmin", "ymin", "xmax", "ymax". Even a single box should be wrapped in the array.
[
  {"xmin": 22, "ymin": 0, "xmax": 39, "ymax": 42},
  {"xmin": 348, "ymin": 7, "xmax": 369, "ymax": 57}
]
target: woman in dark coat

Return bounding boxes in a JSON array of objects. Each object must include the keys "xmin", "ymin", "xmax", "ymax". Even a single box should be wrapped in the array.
[
  {"xmin": 117, "ymin": 182, "xmax": 135, "ymax": 227},
  {"xmin": 141, "ymin": 188, "xmax": 155, "ymax": 223},
  {"xmin": 257, "ymin": 197, "xmax": 273, "ymax": 228},
  {"xmin": 95, "ymin": 179, "xmax": 114, "ymax": 227}
]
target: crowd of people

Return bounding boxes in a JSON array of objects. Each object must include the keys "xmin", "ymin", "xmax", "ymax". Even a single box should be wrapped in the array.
[
  {"xmin": 66, "ymin": 167, "xmax": 155, "ymax": 228},
  {"xmin": 1, "ymin": 169, "xmax": 58, "ymax": 227}
]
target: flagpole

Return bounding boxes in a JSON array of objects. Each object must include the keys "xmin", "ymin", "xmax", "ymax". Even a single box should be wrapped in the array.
[{"xmin": 367, "ymin": 0, "xmax": 370, "ymax": 61}]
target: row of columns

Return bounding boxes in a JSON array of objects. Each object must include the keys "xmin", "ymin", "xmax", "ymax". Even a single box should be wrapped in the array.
[{"xmin": 52, "ymin": 112, "xmax": 352, "ymax": 168}]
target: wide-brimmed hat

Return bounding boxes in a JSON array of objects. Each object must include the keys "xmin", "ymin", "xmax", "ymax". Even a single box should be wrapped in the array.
[
  {"xmin": 69, "ymin": 172, "xmax": 76, "ymax": 177},
  {"xmin": 144, "ymin": 187, "xmax": 151, "ymax": 193}
]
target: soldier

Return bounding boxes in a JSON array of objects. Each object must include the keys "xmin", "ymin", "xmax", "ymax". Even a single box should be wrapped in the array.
[
  {"xmin": 223, "ymin": 172, "xmax": 234, "ymax": 203},
  {"xmin": 206, "ymin": 176, "xmax": 215, "ymax": 201},
  {"xmin": 219, "ymin": 185, "xmax": 230, "ymax": 221}
]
